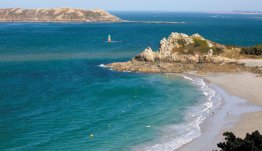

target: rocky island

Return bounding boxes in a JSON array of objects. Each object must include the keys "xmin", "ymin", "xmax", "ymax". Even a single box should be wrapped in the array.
[
  {"xmin": 106, "ymin": 32, "xmax": 262, "ymax": 75},
  {"xmin": 0, "ymin": 8, "xmax": 121, "ymax": 22}
]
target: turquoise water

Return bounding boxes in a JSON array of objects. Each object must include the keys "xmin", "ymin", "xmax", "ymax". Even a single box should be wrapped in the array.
[{"xmin": 0, "ymin": 12, "xmax": 261, "ymax": 151}]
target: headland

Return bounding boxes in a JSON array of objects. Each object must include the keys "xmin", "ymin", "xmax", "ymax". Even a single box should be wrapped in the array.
[
  {"xmin": 106, "ymin": 32, "xmax": 262, "ymax": 75},
  {"xmin": 0, "ymin": 8, "xmax": 121, "ymax": 22},
  {"xmin": 106, "ymin": 32, "xmax": 262, "ymax": 150}
]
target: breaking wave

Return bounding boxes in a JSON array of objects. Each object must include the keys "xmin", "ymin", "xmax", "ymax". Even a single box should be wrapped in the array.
[{"xmin": 133, "ymin": 74, "xmax": 221, "ymax": 151}]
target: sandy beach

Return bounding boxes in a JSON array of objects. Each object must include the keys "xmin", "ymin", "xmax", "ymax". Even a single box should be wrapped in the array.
[
  {"xmin": 204, "ymin": 72, "xmax": 262, "ymax": 138},
  {"xmin": 178, "ymin": 72, "xmax": 262, "ymax": 151}
]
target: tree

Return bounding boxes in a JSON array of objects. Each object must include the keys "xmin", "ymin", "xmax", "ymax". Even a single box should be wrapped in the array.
[{"xmin": 216, "ymin": 131, "xmax": 262, "ymax": 151}]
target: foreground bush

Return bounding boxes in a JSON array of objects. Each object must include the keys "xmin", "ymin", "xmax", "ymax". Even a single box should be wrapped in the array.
[{"xmin": 216, "ymin": 131, "xmax": 262, "ymax": 151}]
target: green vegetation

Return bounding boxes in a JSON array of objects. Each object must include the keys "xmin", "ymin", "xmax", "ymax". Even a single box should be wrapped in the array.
[
  {"xmin": 216, "ymin": 131, "xmax": 262, "ymax": 151},
  {"xmin": 192, "ymin": 38, "xmax": 210, "ymax": 54},
  {"xmin": 193, "ymin": 38, "xmax": 208, "ymax": 47},
  {"xmin": 172, "ymin": 38, "xmax": 224, "ymax": 55},
  {"xmin": 177, "ymin": 39, "xmax": 187, "ymax": 46},
  {"xmin": 211, "ymin": 46, "xmax": 223, "ymax": 55},
  {"xmin": 172, "ymin": 38, "xmax": 211, "ymax": 55},
  {"xmin": 241, "ymin": 45, "xmax": 262, "ymax": 56}
]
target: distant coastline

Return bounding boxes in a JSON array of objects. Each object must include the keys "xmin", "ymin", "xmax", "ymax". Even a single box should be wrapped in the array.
[
  {"xmin": 205, "ymin": 11, "xmax": 262, "ymax": 15},
  {"xmin": 0, "ymin": 8, "xmax": 189, "ymax": 24},
  {"xmin": 0, "ymin": 8, "xmax": 121, "ymax": 22}
]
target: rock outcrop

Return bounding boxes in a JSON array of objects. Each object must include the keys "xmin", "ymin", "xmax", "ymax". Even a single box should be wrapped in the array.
[
  {"xmin": 134, "ymin": 32, "xmax": 235, "ymax": 64},
  {"xmin": 0, "ymin": 8, "xmax": 121, "ymax": 22},
  {"xmin": 106, "ymin": 32, "xmax": 262, "ymax": 74},
  {"xmin": 135, "ymin": 47, "xmax": 156, "ymax": 62}
]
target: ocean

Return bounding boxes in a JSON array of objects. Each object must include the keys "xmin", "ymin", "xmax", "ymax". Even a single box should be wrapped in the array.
[{"xmin": 0, "ymin": 12, "xmax": 261, "ymax": 151}]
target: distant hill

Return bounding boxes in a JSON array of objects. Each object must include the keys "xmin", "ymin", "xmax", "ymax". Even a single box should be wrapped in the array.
[{"xmin": 0, "ymin": 8, "xmax": 121, "ymax": 22}]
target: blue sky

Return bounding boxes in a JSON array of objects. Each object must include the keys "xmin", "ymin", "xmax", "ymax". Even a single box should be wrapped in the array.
[{"xmin": 1, "ymin": 0, "xmax": 262, "ymax": 11}]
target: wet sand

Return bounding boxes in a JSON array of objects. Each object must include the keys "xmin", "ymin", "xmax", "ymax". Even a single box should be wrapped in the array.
[{"xmin": 178, "ymin": 72, "xmax": 262, "ymax": 151}]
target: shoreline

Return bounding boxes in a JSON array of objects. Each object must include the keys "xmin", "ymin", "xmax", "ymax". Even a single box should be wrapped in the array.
[
  {"xmin": 104, "ymin": 59, "xmax": 262, "ymax": 150},
  {"xmin": 115, "ymin": 71, "xmax": 262, "ymax": 151},
  {"xmin": 132, "ymin": 74, "xmax": 222, "ymax": 151},
  {"xmin": 177, "ymin": 72, "xmax": 262, "ymax": 151}
]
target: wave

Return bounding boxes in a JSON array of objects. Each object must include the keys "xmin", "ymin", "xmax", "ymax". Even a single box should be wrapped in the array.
[
  {"xmin": 99, "ymin": 64, "xmax": 106, "ymax": 67},
  {"xmin": 182, "ymin": 75, "xmax": 195, "ymax": 82},
  {"xmin": 133, "ymin": 74, "xmax": 221, "ymax": 151}
]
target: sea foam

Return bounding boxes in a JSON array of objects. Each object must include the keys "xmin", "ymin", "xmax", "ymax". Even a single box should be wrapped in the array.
[
  {"xmin": 134, "ymin": 75, "xmax": 221, "ymax": 151},
  {"xmin": 99, "ymin": 64, "xmax": 106, "ymax": 67}
]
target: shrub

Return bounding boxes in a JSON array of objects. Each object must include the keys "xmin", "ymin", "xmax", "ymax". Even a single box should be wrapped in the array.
[
  {"xmin": 177, "ymin": 39, "xmax": 187, "ymax": 46},
  {"xmin": 240, "ymin": 45, "xmax": 262, "ymax": 56},
  {"xmin": 193, "ymin": 38, "xmax": 208, "ymax": 47},
  {"xmin": 216, "ymin": 131, "xmax": 262, "ymax": 151},
  {"xmin": 211, "ymin": 46, "xmax": 223, "ymax": 55},
  {"xmin": 193, "ymin": 38, "xmax": 210, "ymax": 54}
]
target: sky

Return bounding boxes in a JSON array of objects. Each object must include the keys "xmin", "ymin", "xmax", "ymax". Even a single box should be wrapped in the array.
[{"xmin": 1, "ymin": 0, "xmax": 262, "ymax": 12}]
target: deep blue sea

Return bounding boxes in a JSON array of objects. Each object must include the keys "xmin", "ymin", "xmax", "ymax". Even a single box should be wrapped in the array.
[{"xmin": 0, "ymin": 12, "xmax": 261, "ymax": 151}]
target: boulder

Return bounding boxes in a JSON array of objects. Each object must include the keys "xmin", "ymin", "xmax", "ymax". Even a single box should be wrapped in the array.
[
  {"xmin": 135, "ymin": 47, "xmax": 155, "ymax": 62},
  {"xmin": 191, "ymin": 33, "xmax": 205, "ymax": 40}
]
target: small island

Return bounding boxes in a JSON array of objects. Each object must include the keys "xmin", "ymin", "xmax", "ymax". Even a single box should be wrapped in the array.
[
  {"xmin": 106, "ymin": 32, "xmax": 262, "ymax": 75},
  {"xmin": 0, "ymin": 8, "xmax": 121, "ymax": 22}
]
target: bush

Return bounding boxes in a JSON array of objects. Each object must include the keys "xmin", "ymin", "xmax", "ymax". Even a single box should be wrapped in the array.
[
  {"xmin": 193, "ymin": 38, "xmax": 208, "ymax": 47},
  {"xmin": 193, "ymin": 38, "xmax": 210, "ymax": 54},
  {"xmin": 173, "ymin": 38, "xmax": 224, "ymax": 55},
  {"xmin": 240, "ymin": 45, "xmax": 262, "ymax": 56},
  {"xmin": 177, "ymin": 39, "xmax": 187, "ymax": 46},
  {"xmin": 212, "ymin": 46, "xmax": 223, "ymax": 55},
  {"xmin": 216, "ymin": 131, "xmax": 262, "ymax": 151}
]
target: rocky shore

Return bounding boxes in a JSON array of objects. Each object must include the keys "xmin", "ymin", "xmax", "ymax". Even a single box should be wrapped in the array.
[
  {"xmin": 0, "ymin": 8, "xmax": 121, "ymax": 22},
  {"xmin": 106, "ymin": 32, "xmax": 262, "ymax": 75}
]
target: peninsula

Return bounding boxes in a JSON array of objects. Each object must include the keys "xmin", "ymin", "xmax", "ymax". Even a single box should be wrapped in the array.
[
  {"xmin": 106, "ymin": 33, "xmax": 262, "ymax": 150},
  {"xmin": 0, "ymin": 8, "xmax": 121, "ymax": 22},
  {"xmin": 106, "ymin": 32, "xmax": 262, "ymax": 75}
]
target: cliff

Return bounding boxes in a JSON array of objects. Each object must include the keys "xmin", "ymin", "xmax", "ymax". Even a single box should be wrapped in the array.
[
  {"xmin": 0, "ymin": 8, "xmax": 121, "ymax": 22},
  {"xmin": 106, "ymin": 32, "xmax": 262, "ymax": 74}
]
